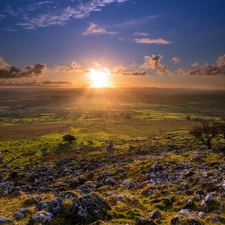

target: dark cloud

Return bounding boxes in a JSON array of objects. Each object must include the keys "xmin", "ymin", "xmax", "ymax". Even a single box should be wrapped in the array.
[
  {"xmin": 0, "ymin": 57, "xmax": 46, "ymax": 78},
  {"xmin": 188, "ymin": 54, "xmax": 225, "ymax": 76},
  {"xmin": 187, "ymin": 65, "xmax": 222, "ymax": 76},
  {"xmin": 0, "ymin": 79, "xmax": 70, "ymax": 86},
  {"xmin": 119, "ymin": 71, "xmax": 147, "ymax": 76}
]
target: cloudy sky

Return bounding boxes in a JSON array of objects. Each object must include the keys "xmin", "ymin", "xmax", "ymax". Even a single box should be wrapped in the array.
[{"xmin": 0, "ymin": 0, "xmax": 225, "ymax": 88}]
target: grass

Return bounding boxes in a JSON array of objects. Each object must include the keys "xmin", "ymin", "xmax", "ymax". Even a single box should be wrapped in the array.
[{"xmin": 0, "ymin": 88, "xmax": 225, "ymax": 224}]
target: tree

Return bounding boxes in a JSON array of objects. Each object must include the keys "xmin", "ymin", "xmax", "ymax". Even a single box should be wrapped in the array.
[
  {"xmin": 190, "ymin": 119, "xmax": 218, "ymax": 149},
  {"xmin": 63, "ymin": 134, "xmax": 76, "ymax": 144},
  {"xmin": 186, "ymin": 115, "xmax": 191, "ymax": 121},
  {"xmin": 214, "ymin": 122, "xmax": 225, "ymax": 140}
]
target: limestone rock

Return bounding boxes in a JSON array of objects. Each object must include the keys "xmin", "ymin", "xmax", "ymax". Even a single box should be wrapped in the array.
[{"xmin": 69, "ymin": 193, "xmax": 111, "ymax": 222}]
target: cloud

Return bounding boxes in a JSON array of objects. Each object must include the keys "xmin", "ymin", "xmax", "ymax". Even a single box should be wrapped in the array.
[
  {"xmin": 216, "ymin": 54, "xmax": 225, "ymax": 67},
  {"xmin": 7, "ymin": 0, "xmax": 131, "ymax": 30},
  {"xmin": 134, "ymin": 38, "xmax": 171, "ymax": 44},
  {"xmin": 111, "ymin": 65, "xmax": 146, "ymax": 76},
  {"xmin": 187, "ymin": 54, "xmax": 225, "ymax": 76},
  {"xmin": 53, "ymin": 62, "xmax": 82, "ymax": 73},
  {"xmin": 117, "ymin": 15, "xmax": 158, "ymax": 27},
  {"xmin": 4, "ymin": 3, "xmax": 19, "ymax": 17},
  {"xmin": 192, "ymin": 62, "xmax": 200, "ymax": 68},
  {"xmin": 82, "ymin": 22, "xmax": 117, "ymax": 36},
  {"xmin": 133, "ymin": 32, "xmax": 149, "ymax": 36},
  {"xmin": 0, "ymin": 14, "xmax": 6, "ymax": 20},
  {"xmin": 0, "ymin": 79, "xmax": 71, "ymax": 86},
  {"xmin": 119, "ymin": 71, "xmax": 147, "ymax": 76},
  {"xmin": 174, "ymin": 67, "xmax": 186, "ymax": 75},
  {"xmin": 71, "ymin": 62, "xmax": 81, "ymax": 69},
  {"xmin": 172, "ymin": 57, "xmax": 180, "ymax": 64},
  {"xmin": 141, "ymin": 54, "xmax": 168, "ymax": 75},
  {"xmin": 92, "ymin": 62, "xmax": 101, "ymax": 67},
  {"xmin": 54, "ymin": 65, "xmax": 72, "ymax": 72},
  {"xmin": 187, "ymin": 66, "xmax": 222, "ymax": 76},
  {"xmin": 0, "ymin": 57, "xmax": 46, "ymax": 78}
]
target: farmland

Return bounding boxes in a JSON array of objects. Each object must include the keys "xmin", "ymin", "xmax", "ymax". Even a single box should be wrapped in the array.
[{"xmin": 0, "ymin": 87, "xmax": 225, "ymax": 225}]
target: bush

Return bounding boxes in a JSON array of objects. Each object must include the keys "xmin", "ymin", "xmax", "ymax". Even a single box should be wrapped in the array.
[{"xmin": 63, "ymin": 134, "xmax": 76, "ymax": 144}]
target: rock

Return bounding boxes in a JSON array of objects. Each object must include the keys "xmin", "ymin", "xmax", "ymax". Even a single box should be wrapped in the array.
[
  {"xmin": 14, "ymin": 208, "xmax": 27, "ymax": 219},
  {"xmin": 69, "ymin": 193, "xmax": 111, "ymax": 222},
  {"xmin": 198, "ymin": 212, "xmax": 205, "ymax": 218},
  {"xmin": 177, "ymin": 209, "xmax": 191, "ymax": 216},
  {"xmin": 185, "ymin": 199, "xmax": 194, "ymax": 207},
  {"xmin": 106, "ymin": 142, "xmax": 113, "ymax": 151},
  {"xmin": 0, "ymin": 216, "xmax": 14, "ymax": 224},
  {"xmin": 170, "ymin": 217, "xmax": 179, "ymax": 225},
  {"xmin": 35, "ymin": 198, "xmax": 63, "ymax": 215},
  {"xmin": 102, "ymin": 176, "xmax": 117, "ymax": 186},
  {"xmin": 204, "ymin": 194, "xmax": 213, "ymax": 203},
  {"xmin": 56, "ymin": 157, "xmax": 72, "ymax": 167},
  {"xmin": 55, "ymin": 191, "xmax": 77, "ymax": 200},
  {"xmin": 211, "ymin": 214, "xmax": 220, "ymax": 222},
  {"xmin": 28, "ymin": 210, "xmax": 54, "ymax": 224},
  {"xmin": 149, "ymin": 210, "xmax": 161, "ymax": 220},
  {"xmin": 23, "ymin": 196, "xmax": 42, "ymax": 206},
  {"xmin": 135, "ymin": 216, "xmax": 156, "ymax": 225},
  {"xmin": 77, "ymin": 184, "xmax": 92, "ymax": 195}
]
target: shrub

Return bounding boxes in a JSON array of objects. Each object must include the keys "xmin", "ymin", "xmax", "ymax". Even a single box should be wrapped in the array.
[{"xmin": 62, "ymin": 134, "xmax": 76, "ymax": 144}]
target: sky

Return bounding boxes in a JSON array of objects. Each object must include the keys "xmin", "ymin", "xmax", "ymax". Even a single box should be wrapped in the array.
[{"xmin": 0, "ymin": 0, "xmax": 225, "ymax": 89}]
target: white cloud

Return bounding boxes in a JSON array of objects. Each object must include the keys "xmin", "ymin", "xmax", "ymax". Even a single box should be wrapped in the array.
[
  {"xmin": 82, "ymin": 22, "xmax": 117, "ymax": 36},
  {"xmin": 133, "ymin": 32, "xmax": 149, "ymax": 36},
  {"xmin": 172, "ymin": 57, "xmax": 180, "ymax": 64},
  {"xmin": 0, "ymin": 14, "xmax": 6, "ymax": 20},
  {"xmin": 134, "ymin": 38, "xmax": 171, "ymax": 44},
  {"xmin": 10, "ymin": 0, "xmax": 131, "ymax": 30}
]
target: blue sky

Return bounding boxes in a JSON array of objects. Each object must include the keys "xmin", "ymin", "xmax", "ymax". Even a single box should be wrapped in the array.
[{"xmin": 0, "ymin": 0, "xmax": 225, "ymax": 88}]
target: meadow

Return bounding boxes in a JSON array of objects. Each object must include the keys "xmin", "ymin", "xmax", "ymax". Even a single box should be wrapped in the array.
[{"xmin": 0, "ymin": 87, "xmax": 225, "ymax": 225}]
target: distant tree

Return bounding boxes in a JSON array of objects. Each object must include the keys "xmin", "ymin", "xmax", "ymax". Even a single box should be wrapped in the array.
[
  {"xmin": 186, "ymin": 115, "xmax": 191, "ymax": 121},
  {"xmin": 63, "ymin": 134, "xmax": 76, "ymax": 144},
  {"xmin": 190, "ymin": 119, "xmax": 218, "ymax": 149}
]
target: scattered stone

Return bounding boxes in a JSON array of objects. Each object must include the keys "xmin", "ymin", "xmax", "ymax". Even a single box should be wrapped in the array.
[
  {"xmin": 185, "ymin": 199, "xmax": 194, "ymax": 207},
  {"xmin": 35, "ymin": 198, "xmax": 63, "ymax": 215},
  {"xmin": 211, "ymin": 214, "xmax": 220, "ymax": 222},
  {"xmin": 0, "ymin": 216, "xmax": 14, "ymax": 224},
  {"xmin": 69, "ymin": 193, "xmax": 111, "ymax": 222},
  {"xmin": 149, "ymin": 210, "xmax": 161, "ymax": 220},
  {"xmin": 14, "ymin": 208, "xmax": 27, "ymax": 219},
  {"xmin": 198, "ymin": 212, "xmax": 205, "ymax": 218},
  {"xmin": 28, "ymin": 210, "xmax": 54, "ymax": 224},
  {"xmin": 135, "ymin": 216, "xmax": 156, "ymax": 225},
  {"xmin": 170, "ymin": 216, "xmax": 179, "ymax": 225}
]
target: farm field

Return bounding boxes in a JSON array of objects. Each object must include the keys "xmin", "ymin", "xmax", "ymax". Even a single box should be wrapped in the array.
[{"xmin": 0, "ymin": 87, "xmax": 225, "ymax": 225}]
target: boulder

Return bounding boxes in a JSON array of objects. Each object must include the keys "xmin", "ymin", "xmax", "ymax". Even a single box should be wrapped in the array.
[
  {"xmin": 35, "ymin": 198, "xmax": 63, "ymax": 215},
  {"xmin": 69, "ymin": 193, "xmax": 111, "ymax": 223},
  {"xmin": 0, "ymin": 216, "xmax": 14, "ymax": 224},
  {"xmin": 28, "ymin": 210, "xmax": 54, "ymax": 224},
  {"xmin": 14, "ymin": 208, "xmax": 27, "ymax": 219}
]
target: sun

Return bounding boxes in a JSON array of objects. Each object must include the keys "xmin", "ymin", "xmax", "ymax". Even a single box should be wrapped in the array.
[{"xmin": 89, "ymin": 68, "xmax": 109, "ymax": 88}]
